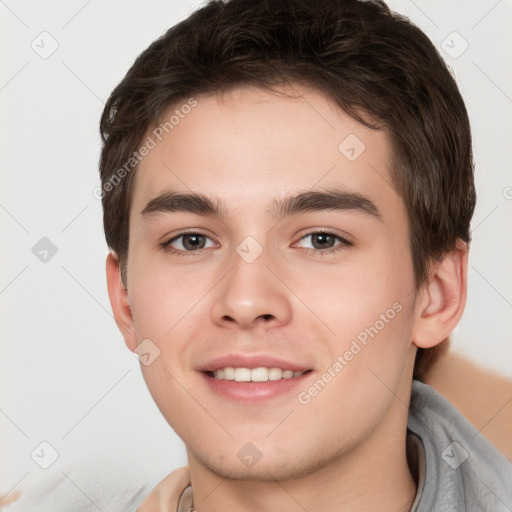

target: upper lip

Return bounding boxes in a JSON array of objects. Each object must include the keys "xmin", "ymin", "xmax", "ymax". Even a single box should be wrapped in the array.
[{"xmin": 198, "ymin": 353, "xmax": 313, "ymax": 372}]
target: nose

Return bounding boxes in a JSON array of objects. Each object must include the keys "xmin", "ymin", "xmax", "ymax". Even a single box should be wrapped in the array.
[{"xmin": 211, "ymin": 247, "xmax": 292, "ymax": 330}]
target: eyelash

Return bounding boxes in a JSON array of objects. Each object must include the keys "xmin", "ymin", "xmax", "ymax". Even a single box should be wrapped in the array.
[
  {"xmin": 301, "ymin": 230, "xmax": 353, "ymax": 256},
  {"xmin": 160, "ymin": 230, "xmax": 352, "ymax": 257},
  {"xmin": 297, "ymin": 230, "xmax": 352, "ymax": 256},
  {"xmin": 160, "ymin": 231, "xmax": 213, "ymax": 257}
]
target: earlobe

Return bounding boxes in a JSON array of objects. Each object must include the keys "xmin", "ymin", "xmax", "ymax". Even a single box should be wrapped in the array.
[
  {"xmin": 105, "ymin": 252, "xmax": 137, "ymax": 352},
  {"xmin": 412, "ymin": 241, "xmax": 469, "ymax": 349}
]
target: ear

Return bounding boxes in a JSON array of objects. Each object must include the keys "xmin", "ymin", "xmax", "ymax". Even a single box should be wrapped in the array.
[
  {"xmin": 411, "ymin": 241, "xmax": 468, "ymax": 349},
  {"xmin": 106, "ymin": 251, "xmax": 137, "ymax": 352}
]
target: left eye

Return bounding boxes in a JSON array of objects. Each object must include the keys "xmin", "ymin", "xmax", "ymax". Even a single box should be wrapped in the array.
[
  {"xmin": 296, "ymin": 232, "xmax": 349, "ymax": 250},
  {"xmin": 166, "ymin": 233, "xmax": 216, "ymax": 251}
]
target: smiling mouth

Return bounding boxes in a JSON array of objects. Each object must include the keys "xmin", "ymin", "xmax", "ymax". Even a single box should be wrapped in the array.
[{"xmin": 205, "ymin": 367, "xmax": 313, "ymax": 382}]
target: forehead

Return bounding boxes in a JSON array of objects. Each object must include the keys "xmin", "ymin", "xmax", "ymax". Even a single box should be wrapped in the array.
[{"xmin": 131, "ymin": 85, "xmax": 399, "ymax": 219}]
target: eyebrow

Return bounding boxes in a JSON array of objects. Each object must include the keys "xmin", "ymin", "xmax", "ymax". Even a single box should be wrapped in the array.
[{"xmin": 141, "ymin": 188, "xmax": 381, "ymax": 221}]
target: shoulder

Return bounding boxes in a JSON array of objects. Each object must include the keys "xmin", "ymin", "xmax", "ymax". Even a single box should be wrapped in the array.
[
  {"xmin": 409, "ymin": 378, "xmax": 512, "ymax": 511},
  {"xmin": 423, "ymin": 351, "xmax": 512, "ymax": 460}
]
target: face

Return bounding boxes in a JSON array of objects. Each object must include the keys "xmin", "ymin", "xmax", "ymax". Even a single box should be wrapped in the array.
[{"xmin": 124, "ymin": 85, "xmax": 418, "ymax": 481}]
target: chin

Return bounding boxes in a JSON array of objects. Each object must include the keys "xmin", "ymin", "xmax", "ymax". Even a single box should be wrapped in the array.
[{"xmin": 191, "ymin": 443, "xmax": 335, "ymax": 482}]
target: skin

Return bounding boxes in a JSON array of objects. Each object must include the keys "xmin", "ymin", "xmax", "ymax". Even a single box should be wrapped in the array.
[
  {"xmin": 107, "ymin": 84, "xmax": 468, "ymax": 511},
  {"xmin": 135, "ymin": 353, "xmax": 512, "ymax": 511}
]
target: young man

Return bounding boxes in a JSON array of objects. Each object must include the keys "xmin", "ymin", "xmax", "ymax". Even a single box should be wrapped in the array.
[{"xmin": 99, "ymin": 0, "xmax": 512, "ymax": 510}]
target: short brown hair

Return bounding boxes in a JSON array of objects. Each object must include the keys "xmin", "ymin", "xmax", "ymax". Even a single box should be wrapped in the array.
[{"xmin": 99, "ymin": 0, "xmax": 476, "ymax": 378}]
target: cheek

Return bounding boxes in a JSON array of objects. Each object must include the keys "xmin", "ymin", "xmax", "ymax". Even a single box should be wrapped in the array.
[
  {"xmin": 292, "ymin": 242, "xmax": 413, "ymax": 338},
  {"xmin": 294, "ymin": 242, "xmax": 416, "ymax": 401},
  {"xmin": 127, "ymin": 251, "xmax": 211, "ymax": 341},
  {"xmin": 293, "ymin": 275, "xmax": 414, "ymax": 451},
  {"xmin": 138, "ymin": 358, "xmax": 204, "ymax": 446}
]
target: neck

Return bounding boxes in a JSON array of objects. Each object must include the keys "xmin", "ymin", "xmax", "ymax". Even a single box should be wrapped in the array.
[{"xmin": 186, "ymin": 395, "xmax": 417, "ymax": 512}]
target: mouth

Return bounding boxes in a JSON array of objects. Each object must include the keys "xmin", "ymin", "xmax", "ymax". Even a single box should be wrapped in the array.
[{"xmin": 198, "ymin": 354, "xmax": 314, "ymax": 403}]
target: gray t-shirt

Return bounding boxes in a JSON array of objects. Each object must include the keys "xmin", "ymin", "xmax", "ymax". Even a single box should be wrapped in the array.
[
  {"xmin": 177, "ymin": 380, "xmax": 512, "ymax": 511},
  {"xmin": 407, "ymin": 379, "xmax": 512, "ymax": 511}
]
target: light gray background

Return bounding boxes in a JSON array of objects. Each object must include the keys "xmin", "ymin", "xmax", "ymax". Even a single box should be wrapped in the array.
[{"xmin": 1, "ymin": 1, "xmax": 511, "ymax": 510}]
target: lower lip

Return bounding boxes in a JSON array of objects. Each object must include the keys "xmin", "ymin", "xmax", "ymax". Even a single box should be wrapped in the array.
[{"xmin": 200, "ymin": 371, "xmax": 312, "ymax": 403}]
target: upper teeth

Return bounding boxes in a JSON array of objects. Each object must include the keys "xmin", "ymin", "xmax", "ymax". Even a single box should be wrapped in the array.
[{"xmin": 213, "ymin": 367, "xmax": 305, "ymax": 382}]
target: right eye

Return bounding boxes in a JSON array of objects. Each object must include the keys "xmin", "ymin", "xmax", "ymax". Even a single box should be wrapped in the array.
[{"xmin": 162, "ymin": 232, "xmax": 218, "ymax": 254}]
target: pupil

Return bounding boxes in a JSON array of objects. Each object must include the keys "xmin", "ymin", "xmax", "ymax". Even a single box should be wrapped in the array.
[
  {"xmin": 313, "ymin": 233, "xmax": 334, "ymax": 249},
  {"xmin": 184, "ymin": 234, "xmax": 205, "ymax": 250}
]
